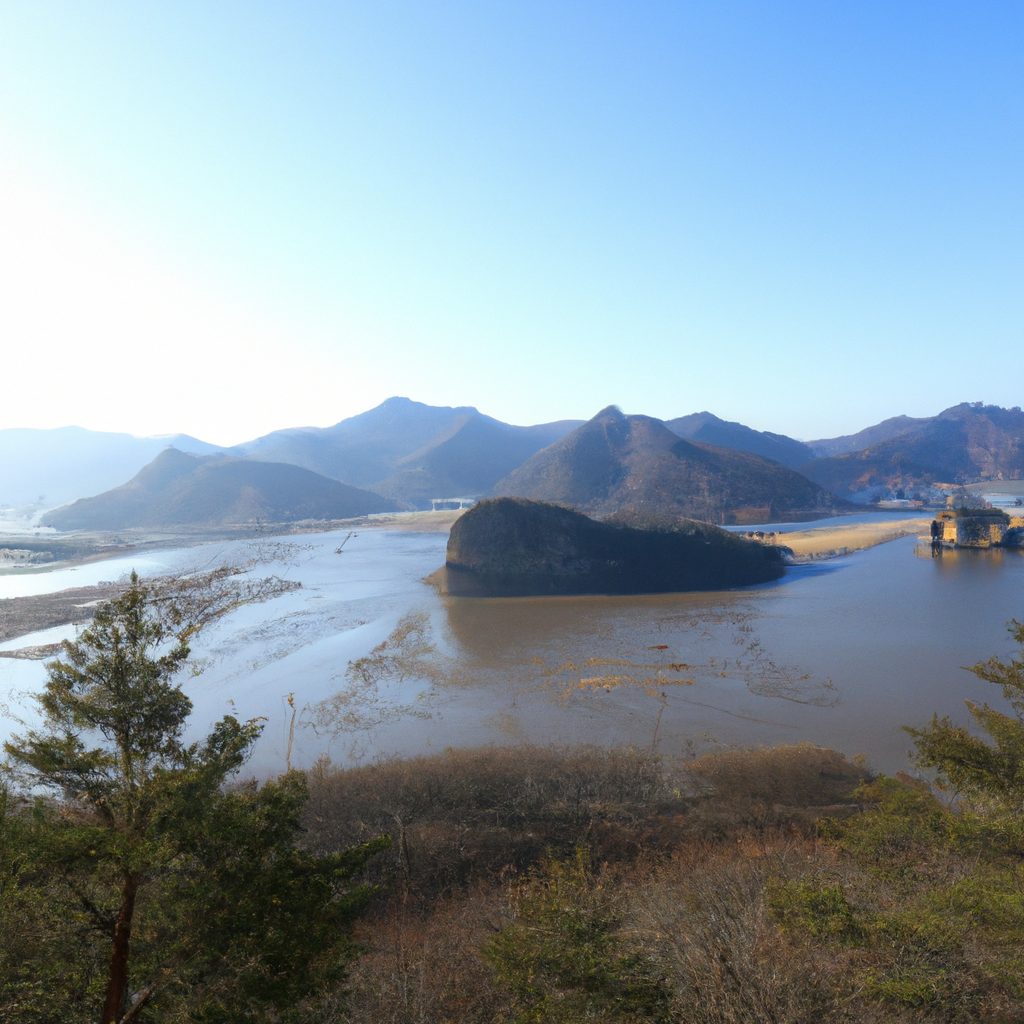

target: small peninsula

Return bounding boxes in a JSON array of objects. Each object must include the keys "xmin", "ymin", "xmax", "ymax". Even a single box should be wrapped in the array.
[{"xmin": 434, "ymin": 497, "xmax": 786, "ymax": 597}]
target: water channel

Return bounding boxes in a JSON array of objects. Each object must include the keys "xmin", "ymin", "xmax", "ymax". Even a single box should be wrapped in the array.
[{"xmin": 2, "ymin": 514, "xmax": 1022, "ymax": 776}]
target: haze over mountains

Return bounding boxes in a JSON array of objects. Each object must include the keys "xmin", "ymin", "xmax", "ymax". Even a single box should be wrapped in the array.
[
  {"xmin": 229, "ymin": 397, "xmax": 581, "ymax": 506},
  {"xmin": 42, "ymin": 449, "xmax": 396, "ymax": 531},
  {"xmin": 6, "ymin": 397, "xmax": 1023, "ymax": 532},
  {"xmin": 0, "ymin": 427, "xmax": 219, "ymax": 507}
]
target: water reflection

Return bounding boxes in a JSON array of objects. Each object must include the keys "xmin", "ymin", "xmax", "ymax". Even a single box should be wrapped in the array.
[
  {"xmin": 411, "ymin": 535, "xmax": 1024, "ymax": 770},
  {"xmin": 430, "ymin": 586, "xmax": 839, "ymax": 757},
  {"xmin": 916, "ymin": 544, "xmax": 1024, "ymax": 572},
  {"xmin": 4, "ymin": 527, "xmax": 1023, "ymax": 774},
  {"xmin": 442, "ymin": 589, "xmax": 834, "ymax": 704}
]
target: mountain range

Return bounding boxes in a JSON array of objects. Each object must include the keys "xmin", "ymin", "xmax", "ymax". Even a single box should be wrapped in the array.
[
  {"xmin": 805, "ymin": 415, "xmax": 929, "ymax": 459},
  {"xmin": 229, "ymin": 397, "xmax": 582, "ymax": 506},
  {"xmin": 665, "ymin": 412, "xmax": 814, "ymax": 469},
  {"xmin": 8, "ymin": 398, "xmax": 1024, "ymax": 532},
  {"xmin": 801, "ymin": 403, "xmax": 1024, "ymax": 498},
  {"xmin": 0, "ymin": 427, "xmax": 219, "ymax": 508}
]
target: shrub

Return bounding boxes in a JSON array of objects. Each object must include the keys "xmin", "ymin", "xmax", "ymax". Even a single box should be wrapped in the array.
[{"xmin": 482, "ymin": 849, "xmax": 671, "ymax": 1024}]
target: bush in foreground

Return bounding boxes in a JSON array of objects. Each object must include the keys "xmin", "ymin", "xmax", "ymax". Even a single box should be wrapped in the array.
[{"xmin": 308, "ymin": 738, "xmax": 1024, "ymax": 1024}]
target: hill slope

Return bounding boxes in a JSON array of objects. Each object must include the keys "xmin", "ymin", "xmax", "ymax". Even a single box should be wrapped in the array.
[
  {"xmin": 801, "ymin": 403, "xmax": 1024, "ymax": 499},
  {"xmin": 0, "ymin": 427, "xmax": 221, "ymax": 509},
  {"xmin": 493, "ymin": 407, "xmax": 847, "ymax": 523},
  {"xmin": 806, "ymin": 415, "xmax": 927, "ymax": 458},
  {"xmin": 440, "ymin": 497, "xmax": 786, "ymax": 596},
  {"xmin": 42, "ymin": 449, "xmax": 397, "ymax": 531},
  {"xmin": 665, "ymin": 412, "xmax": 813, "ymax": 469},
  {"xmin": 230, "ymin": 397, "xmax": 582, "ymax": 508}
]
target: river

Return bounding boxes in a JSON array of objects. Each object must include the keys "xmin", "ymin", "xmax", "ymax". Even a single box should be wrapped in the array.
[{"xmin": 2, "ymin": 516, "xmax": 1022, "ymax": 776}]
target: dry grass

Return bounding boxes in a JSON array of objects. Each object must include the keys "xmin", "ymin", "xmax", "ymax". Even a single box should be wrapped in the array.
[
  {"xmin": 746, "ymin": 518, "xmax": 931, "ymax": 560},
  {"xmin": 627, "ymin": 837, "xmax": 846, "ymax": 1024},
  {"xmin": 303, "ymin": 744, "xmax": 869, "ymax": 903},
  {"xmin": 683, "ymin": 744, "xmax": 869, "ymax": 813},
  {"xmin": 352, "ymin": 509, "xmax": 467, "ymax": 532},
  {"xmin": 302, "ymin": 745, "xmax": 1024, "ymax": 1023},
  {"xmin": 338, "ymin": 891, "xmax": 509, "ymax": 1024},
  {"xmin": 303, "ymin": 745, "xmax": 676, "ymax": 900}
]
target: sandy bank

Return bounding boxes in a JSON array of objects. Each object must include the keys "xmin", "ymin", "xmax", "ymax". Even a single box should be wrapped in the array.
[
  {"xmin": 745, "ymin": 518, "xmax": 932, "ymax": 561},
  {"xmin": 342, "ymin": 509, "xmax": 466, "ymax": 532}
]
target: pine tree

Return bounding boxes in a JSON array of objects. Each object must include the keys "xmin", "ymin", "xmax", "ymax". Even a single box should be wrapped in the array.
[
  {"xmin": 906, "ymin": 619, "xmax": 1024, "ymax": 819},
  {"xmin": 3, "ymin": 570, "xmax": 387, "ymax": 1023}
]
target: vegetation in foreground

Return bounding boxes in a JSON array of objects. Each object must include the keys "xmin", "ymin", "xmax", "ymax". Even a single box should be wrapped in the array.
[
  {"xmin": 311, "ymin": 730, "xmax": 1024, "ymax": 1024},
  {"xmin": 1, "ymin": 570, "xmax": 387, "ymax": 1024},
  {"xmin": 3, "ymin": 567, "xmax": 1024, "ymax": 1021}
]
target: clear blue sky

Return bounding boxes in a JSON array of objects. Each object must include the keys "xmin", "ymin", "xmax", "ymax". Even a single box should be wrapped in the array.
[{"xmin": 0, "ymin": 2, "xmax": 1020, "ymax": 445}]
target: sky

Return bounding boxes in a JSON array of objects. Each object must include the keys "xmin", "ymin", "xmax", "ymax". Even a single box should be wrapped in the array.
[{"xmin": 0, "ymin": 2, "xmax": 1021, "ymax": 446}]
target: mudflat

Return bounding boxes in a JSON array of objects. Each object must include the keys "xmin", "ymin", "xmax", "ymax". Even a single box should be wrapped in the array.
[{"xmin": 0, "ymin": 583, "xmax": 125, "ymax": 654}]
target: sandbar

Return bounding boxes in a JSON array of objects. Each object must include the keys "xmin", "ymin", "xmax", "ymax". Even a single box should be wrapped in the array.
[{"xmin": 746, "ymin": 518, "xmax": 932, "ymax": 561}]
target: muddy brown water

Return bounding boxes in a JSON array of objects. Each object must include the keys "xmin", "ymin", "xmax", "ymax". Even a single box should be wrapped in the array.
[{"xmin": 1, "ymin": 523, "xmax": 1022, "ymax": 775}]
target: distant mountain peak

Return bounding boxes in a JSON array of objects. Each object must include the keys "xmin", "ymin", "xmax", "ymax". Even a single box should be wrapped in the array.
[
  {"xmin": 494, "ymin": 408, "xmax": 845, "ymax": 523},
  {"xmin": 665, "ymin": 411, "xmax": 814, "ymax": 470},
  {"xmin": 226, "ymin": 399, "xmax": 583, "ymax": 509},
  {"xmin": 373, "ymin": 395, "xmax": 481, "ymax": 417},
  {"xmin": 801, "ymin": 402, "xmax": 1024, "ymax": 499}
]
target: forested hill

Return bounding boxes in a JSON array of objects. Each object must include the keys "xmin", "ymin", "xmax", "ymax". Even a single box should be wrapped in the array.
[
  {"xmin": 41, "ymin": 448, "xmax": 397, "ymax": 531},
  {"xmin": 800, "ymin": 403, "xmax": 1024, "ymax": 498},
  {"xmin": 492, "ymin": 406, "xmax": 848, "ymax": 523}
]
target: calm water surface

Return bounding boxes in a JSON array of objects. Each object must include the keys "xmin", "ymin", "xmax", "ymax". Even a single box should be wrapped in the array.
[{"xmin": 2, "ymin": 523, "xmax": 1022, "ymax": 774}]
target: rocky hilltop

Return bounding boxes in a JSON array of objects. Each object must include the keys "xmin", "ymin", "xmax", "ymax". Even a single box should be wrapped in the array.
[
  {"xmin": 493, "ymin": 407, "xmax": 847, "ymax": 524},
  {"xmin": 438, "ymin": 497, "xmax": 786, "ymax": 597},
  {"xmin": 42, "ymin": 448, "xmax": 397, "ymax": 531}
]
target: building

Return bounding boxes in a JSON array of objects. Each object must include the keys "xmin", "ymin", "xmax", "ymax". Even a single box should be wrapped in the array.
[{"xmin": 932, "ymin": 507, "xmax": 1024, "ymax": 548}]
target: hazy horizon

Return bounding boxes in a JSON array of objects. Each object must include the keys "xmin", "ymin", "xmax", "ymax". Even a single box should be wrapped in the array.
[
  {"xmin": 0, "ymin": 394, "xmax": 1004, "ymax": 453},
  {"xmin": 1, "ymin": 3, "xmax": 1020, "ymax": 445}
]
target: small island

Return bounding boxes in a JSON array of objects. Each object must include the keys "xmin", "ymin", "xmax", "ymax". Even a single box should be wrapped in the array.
[{"xmin": 433, "ymin": 497, "xmax": 786, "ymax": 597}]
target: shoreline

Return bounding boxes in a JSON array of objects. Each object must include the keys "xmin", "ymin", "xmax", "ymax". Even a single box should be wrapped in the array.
[
  {"xmin": 1, "ymin": 509, "xmax": 929, "ymax": 582},
  {"xmin": 0, "ymin": 510, "xmax": 469, "ymax": 578},
  {"xmin": 744, "ymin": 517, "xmax": 932, "ymax": 561}
]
